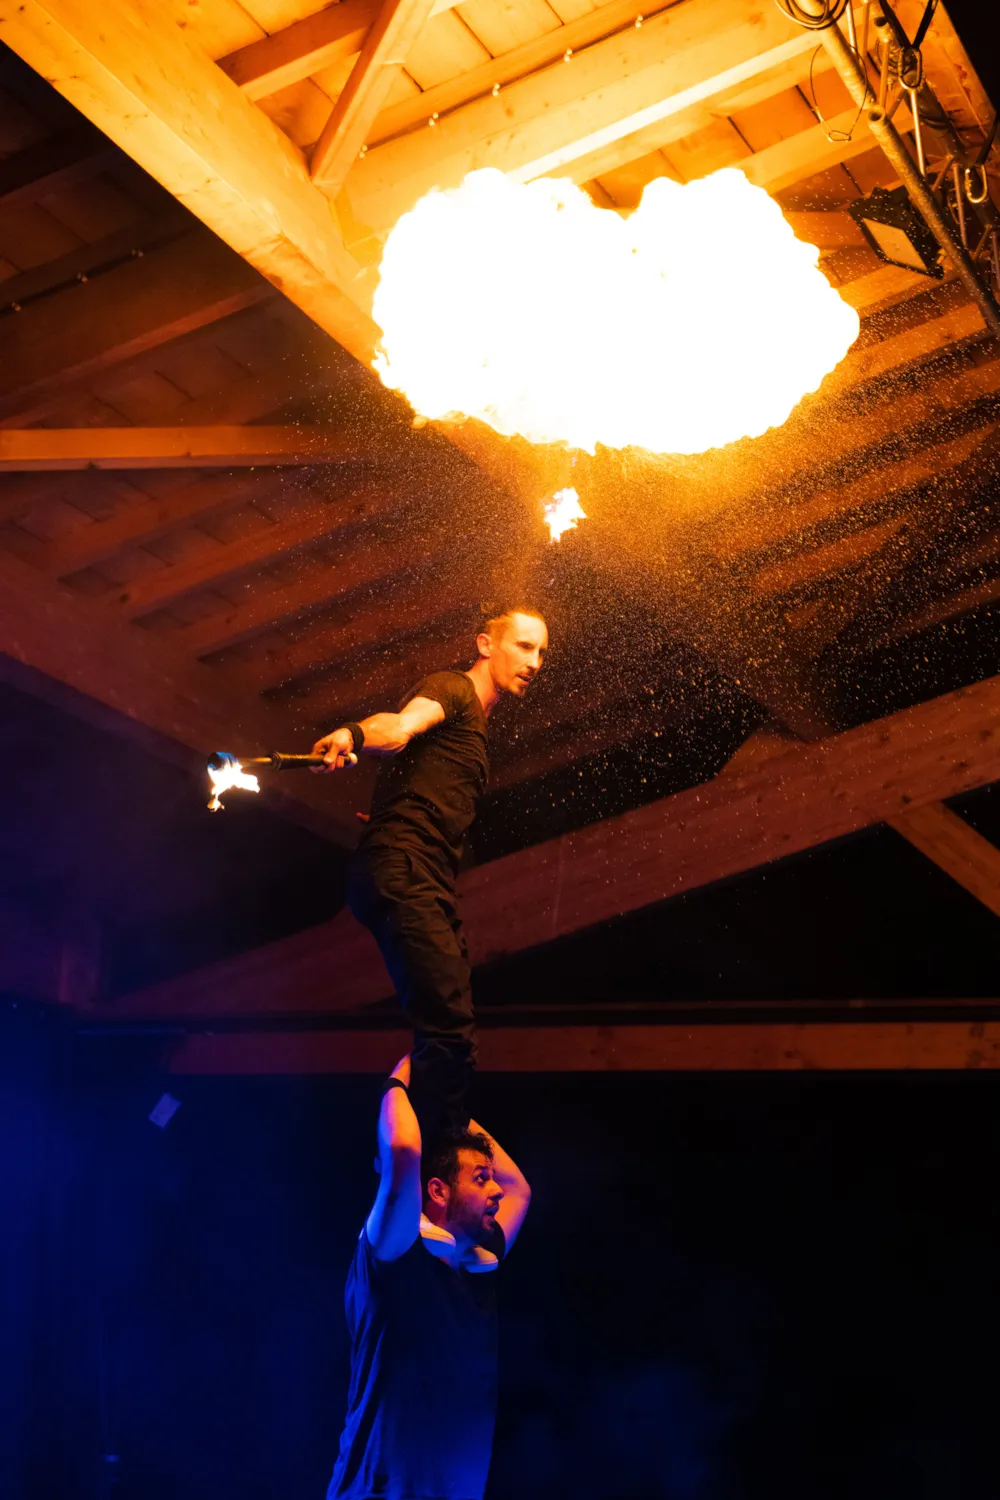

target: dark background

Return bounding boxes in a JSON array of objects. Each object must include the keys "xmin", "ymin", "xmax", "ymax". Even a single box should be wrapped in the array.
[{"xmin": 4, "ymin": 1004, "xmax": 1000, "ymax": 1500}]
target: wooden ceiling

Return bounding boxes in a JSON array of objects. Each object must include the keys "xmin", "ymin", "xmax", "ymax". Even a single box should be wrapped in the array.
[{"xmin": 2, "ymin": 0, "xmax": 1000, "ymax": 1060}]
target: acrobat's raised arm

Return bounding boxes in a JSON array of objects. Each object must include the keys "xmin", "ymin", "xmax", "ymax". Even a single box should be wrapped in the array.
[
  {"xmin": 367, "ymin": 1056, "xmax": 422, "ymax": 1263},
  {"xmin": 468, "ymin": 1118, "xmax": 532, "ymax": 1252}
]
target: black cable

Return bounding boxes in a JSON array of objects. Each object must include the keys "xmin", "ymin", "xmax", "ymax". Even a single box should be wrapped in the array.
[{"xmin": 774, "ymin": 0, "xmax": 848, "ymax": 30}]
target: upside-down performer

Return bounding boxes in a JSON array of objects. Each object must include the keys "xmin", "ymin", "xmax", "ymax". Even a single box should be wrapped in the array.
[
  {"xmin": 326, "ymin": 1054, "xmax": 531, "ymax": 1500},
  {"xmin": 312, "ymin": 606, "xmax": 548, "ymax": 1144}
]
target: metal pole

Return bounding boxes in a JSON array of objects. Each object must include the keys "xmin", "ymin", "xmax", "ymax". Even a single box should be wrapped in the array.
[{"xmin": 818, "ymin": 18, "xmax": 1000, "ymax": 335}]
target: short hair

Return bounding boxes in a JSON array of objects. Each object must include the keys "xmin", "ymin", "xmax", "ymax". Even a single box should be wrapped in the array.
[
  {"xmin": 480, "ymin": 604, "xmax": 546, "ymax": 640},
  {"xmin": 421, "ymin": 1126, "xmax": 494, "ymax": 1203}
]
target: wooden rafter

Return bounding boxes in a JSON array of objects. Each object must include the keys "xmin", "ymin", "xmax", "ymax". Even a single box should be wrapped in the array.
[
  {"xmin": 219, "ymin": 0, "xmax": 460, "ymax": 102},
  {"xmin": 0, "ymin": 232, "xmax": 271, "ymax": 424},
  {"xmin": 106, "ymin": 672, "xmax": 1000, "ymax": 1020},
  {"xmin": 0, "ymin": 122, "xmax": 115, "ymax": 207},
  {"xmin": 169, "ymin": 1019, "xmax": 1000, "ymax": 1073},
  {"xmin": 0, "ymin": 426, "xmax": 369, "ymax": 471},
  {"xmin": 176, "ymin": 527, "xmax": 450, "ymax": 658},
  {"xmin": 116, "ymin": 477, "xmax": 428, "ymax": 620},
  {"xmin": 889, "ymin": 802, "xmax": 1000, "ymax": 919},
  {"xmin": 343, "ymin": 0, "xmax": 813, "ymax": 233},
  {"xmin": 310, "ymin": 0, "xmax": 443, "ymax": 196},
  {"xmin": 0, "ymin": 0, "xmax": 380, "ymax": 359},
  {"xmin": 0, "ymin": 547, "xmax": 372, "ymax": 844}
]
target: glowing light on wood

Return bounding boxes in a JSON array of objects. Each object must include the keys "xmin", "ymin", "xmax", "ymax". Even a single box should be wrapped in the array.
[
  {"xmin": 207, "ymin": 759, "xmax": 260, "ymax": 811},
  {"xmin": 372, "ymin": 168, "xmax": 860, "ymax": 454},
  {"xmin": 544, "ymin": 487, "xmax": 586, "ymax": 542}
]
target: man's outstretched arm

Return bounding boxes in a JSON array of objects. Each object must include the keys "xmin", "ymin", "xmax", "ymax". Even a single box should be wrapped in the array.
[
  {"xmin": 469, "ymin": 1118, "xmax": 532, "ymax": 1252},
  {"xmin": 367, "ymin": 1056, "xmax": 422, "ymax": 1262},
  {"xmin": 312, "ymin": 697, "xmax": 445, "ymax": 770}
]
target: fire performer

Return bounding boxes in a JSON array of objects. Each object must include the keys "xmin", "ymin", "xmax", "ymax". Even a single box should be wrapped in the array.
[
  {"xmin": 327, "ymin": 1053, "xmax": 531, "ymax": 1500},
  {"xmin": 311, "ymin": 606, "xmax": 548, "ymax": 1143}
]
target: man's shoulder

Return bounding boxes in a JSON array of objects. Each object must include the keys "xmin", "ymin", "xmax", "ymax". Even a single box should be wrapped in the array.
[{"xmin": 404, "ymin": 670, "xmax": 478, "ymax": 716}]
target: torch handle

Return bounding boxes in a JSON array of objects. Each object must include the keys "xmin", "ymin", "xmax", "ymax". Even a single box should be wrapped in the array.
[{"xmin": 243, "ymin": 753, "xmax": 328, "ymax": 770}]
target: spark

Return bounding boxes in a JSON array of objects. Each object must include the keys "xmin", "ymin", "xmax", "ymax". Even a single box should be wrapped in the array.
[
  {"xmin": 372, "ymin": 168, "xmax": 860, "ymax": 455},
  {"xmin": 544, "ymin": 487, "xmax": 586, "ymax": 542},
  {"xmin": 207, "ymin": 758, "xmax": 260, "ymax": 812}
]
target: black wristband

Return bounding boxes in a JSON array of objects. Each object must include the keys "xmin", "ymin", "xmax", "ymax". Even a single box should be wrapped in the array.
[
  {"xmin": 343, "ymin": 721, "xmax": 365, "ymax": 754},
  {"xmin": 382, "ymin": 1077, "xmax": 409, "ymax": 1098}
]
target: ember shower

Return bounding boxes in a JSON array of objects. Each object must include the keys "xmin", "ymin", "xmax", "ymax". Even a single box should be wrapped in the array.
[{"xmin": 372, "ymin": 168, "xmax": 860, "ymax": 455}]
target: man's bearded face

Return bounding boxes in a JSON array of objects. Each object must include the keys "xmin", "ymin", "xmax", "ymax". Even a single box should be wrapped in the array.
[{"xmin": 442, "ymin": 1150, "xmax": 504, "ymax": 1249}]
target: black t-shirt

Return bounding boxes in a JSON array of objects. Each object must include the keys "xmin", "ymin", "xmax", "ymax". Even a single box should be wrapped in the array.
[
  {"xmin": 360, "ymin": 672, "xmax": 488, "ymax": 878},
  {"xmin": 327, "ymin": 1228, "xmax": 501, "ymax": 1500}
]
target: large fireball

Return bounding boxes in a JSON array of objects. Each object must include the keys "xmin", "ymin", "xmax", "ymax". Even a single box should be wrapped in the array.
[{"xmin": 372, "ymin": 168, "xmax": 859, "ymax": 455}]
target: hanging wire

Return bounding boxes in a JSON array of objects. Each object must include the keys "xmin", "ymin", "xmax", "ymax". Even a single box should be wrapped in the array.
[{"xmin": 775, "ymin": 0, "xmax": 849, "ymax": 28}]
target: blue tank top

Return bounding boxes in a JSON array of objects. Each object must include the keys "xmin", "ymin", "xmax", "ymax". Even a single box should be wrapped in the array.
[{"xmin": 327, "ymin": 1227, "xmax": 501, "ymax": 1500}]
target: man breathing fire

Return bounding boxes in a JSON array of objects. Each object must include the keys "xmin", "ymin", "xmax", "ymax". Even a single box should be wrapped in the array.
[{"xmin": 311, "ymin": 605, "xmax": 548, "ymax": 1143}]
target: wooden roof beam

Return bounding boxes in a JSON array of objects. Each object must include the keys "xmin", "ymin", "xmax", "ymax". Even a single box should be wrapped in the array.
[
  {"xmin": 0, "ymin": 122, "xmax": 116, "ymax": 207},
  {"xmin": 107, "ymin": 671, "xmax": 1000, "ymax": 1019},
  {"xmin": 0, "ymin": 0, "xmax": 380, "ymax": 360},
  {"xmin": 889, "ymin": 802, "xmax": 1000, "ymax": 921},
  {"xmin": 41, "ymin": 471, "xmax": 293, "ymax": 577},
  {"xmin": 343, "ymin": 0, "xmax": 815, "ymax": 234},
  {"xmin": 309, "ymin": 0, "xmax": 443, "ymax": 196},
  {"xmin": 0, "ymin": 426, "xmax": 372, "ymax": 471},
  {"xmin": 0, "ymin": 231, "xmax": 271, "ymax": 425},
  {"xmin": 0, "ymin": 547, "xmax": 371, "ymax": 844},
  {"xmin": 176, "ymin": 525, "xmax": 452, "ymax": 657},
  {"xmin": 116, "ymin": 476, "xmax": 429, "ymax": 620},
  {"xmin": 219, "ymin": 0, "xmax": 460, "ymax": 102},
  {"xmin": 169, "ymin": 1019, "xmax": 1000, "ymax": 1073}
]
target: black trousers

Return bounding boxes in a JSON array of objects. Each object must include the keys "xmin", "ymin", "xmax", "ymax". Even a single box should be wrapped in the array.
[{"xmin": 348, "ymin": 845, "xmax": 476, "ymax": 1146}]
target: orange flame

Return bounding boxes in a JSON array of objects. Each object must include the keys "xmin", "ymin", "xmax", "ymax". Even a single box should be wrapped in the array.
[
  {"xmin": 207, "ymin": 759, "xmax": 260, "ymax": 812},
  {"xmin": 544, "ymin": 487, "xmax": 586, "ymax": 542},
  {"xmin": 372, "ymin": 168, "xmax": 860, "ymax": 454}
]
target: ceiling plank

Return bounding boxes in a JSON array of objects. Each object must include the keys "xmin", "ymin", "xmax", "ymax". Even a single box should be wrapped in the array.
[
  {"xmin": 888, "ymin": 802, "xmax": 1000, "ymax": 921},
  {"xmin": 0, "ymin": 425, "xmax": 368, "ymax": 471},
  {"xmin": 0, "ymin": 0, "xmax": 380, "ymax": 359},
  {"xmin": 44, "ymin": 472, "xmax": 290, "ymax": 576},
  {"xmin": 310, "ymin": 0, "xmax": 443, "ymax": 196},
  {"xmin": 107, "ymin": 672, "xmax": 1000, "ymax": 1018},
  {"xmin": 0, "ymin": 545, "xmax": 372, "ymax": 843},
  {"xmin": 343, "ymin": 0, "xmax": 813, "ymax": 233},
  {"xmin": 367, "ymin": 0, "xmax": 680, "ymax": 148},
  {"xmin": 0, "ymin": 122, "xmax": 116, "ymax": 207},
  {"xmin": 0, "ymin": 231, "xmax": 271, "ymax": 424},
  {"xmin": 168, "ymin": 1019, "xmax": 1000, "ymax": 1073},
  {"xmin": 116, "ymin": 476, "xmax": 422, "ymax": 619},
  {"xmin": 177, "ymin": 526, "xmax": 450, "ymax": 656},
  {"xmin": 219, "ymin": 0, "xmax": 460, "ymax": 102}
]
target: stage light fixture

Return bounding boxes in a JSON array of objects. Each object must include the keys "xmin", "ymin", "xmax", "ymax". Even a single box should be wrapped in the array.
[{"xmin": 847, "ymin": 185, "xmax": 944, "ymax": 279}]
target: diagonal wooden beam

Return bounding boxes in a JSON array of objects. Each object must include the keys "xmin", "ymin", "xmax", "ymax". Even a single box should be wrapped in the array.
[
  {"xmin": 0, "ymin": 231, "xmax": 271, "ymax": 424},
  {"xmin": 219, "ymin": 0, "xmax": 460, "ymax": 102},
  {"xmin": 168, "ymin": 1019, "xmax": 1000, "ymax": 1073},
  {"xmin": 0, "ymin": 0, "xmax": 380, "ymax": 360},
  {"xmin": 0, "ymin": 426, "xmax": 370, "ymax": 471},
  {"xmin": 309, "ymin": 0, "xmax": 442, "ymax": 195},
  {"xmin": 107, "ymin": 672, "xmax": 1000, "ymax": 1018},
  {"xmin": 343, "ymin": 0, "xmax": 813, "ymax": 234},
  {"xmin": 0, "ymin": 546, "xmax": 372, "ymax": 844},
  {"xmin": 888, "ymin": 802, "xmax": 1000, "ymax": 920}
]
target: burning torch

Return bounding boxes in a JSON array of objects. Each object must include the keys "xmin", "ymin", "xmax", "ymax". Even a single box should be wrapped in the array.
[{"xmin": 206, "ymin": 749, "xmax": 357, "ymax": 811}]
